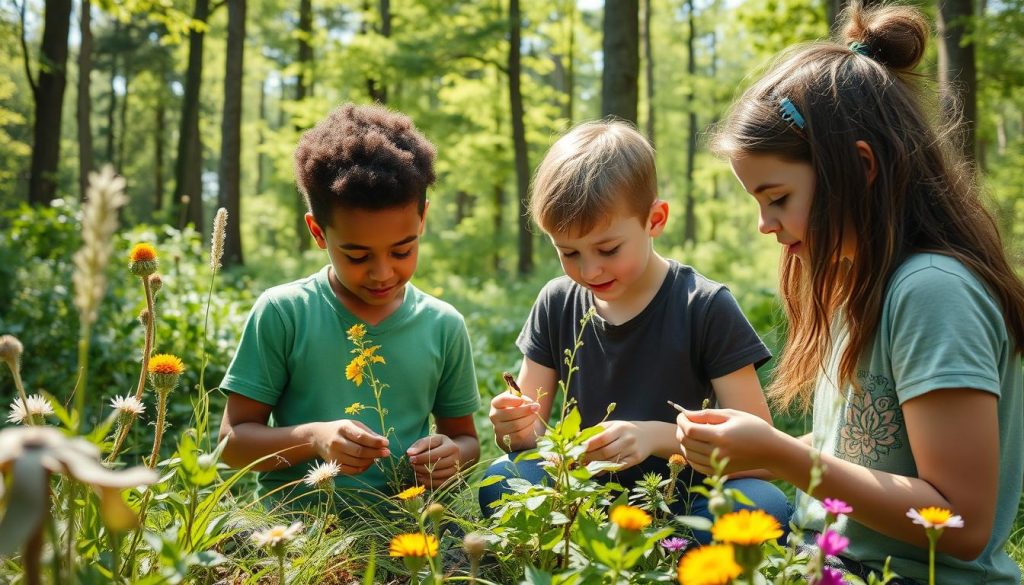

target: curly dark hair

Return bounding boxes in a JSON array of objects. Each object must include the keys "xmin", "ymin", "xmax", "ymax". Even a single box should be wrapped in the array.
[{"xmin": 294, "ymin": 103, "xmax": 437, "ymax": 222}]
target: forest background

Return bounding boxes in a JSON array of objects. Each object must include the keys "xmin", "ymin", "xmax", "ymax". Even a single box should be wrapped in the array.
[{"xmin": 0, "ymin": 0, "xmax": 1023, "ymax": 580}]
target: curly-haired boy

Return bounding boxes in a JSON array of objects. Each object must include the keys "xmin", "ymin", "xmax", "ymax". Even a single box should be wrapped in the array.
[{"xmin": 218, "ymin": 104, "xmax": 480, "ymax": 507}]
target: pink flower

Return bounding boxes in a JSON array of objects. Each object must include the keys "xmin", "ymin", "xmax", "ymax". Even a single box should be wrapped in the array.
[
  {"xmin": 813, "ymin": 567, "xmax": 845, "ymax": 585},
  {"xmin": 822, "ymin": 498, "xmax": 853, "ymax": 516},
  {"xmin": 816, "ymin": 530, "xmax": 850, "ymax": 557},
  {"xmin": 660, "ymin": 537, "xmax": 689, "ymax": 552}
]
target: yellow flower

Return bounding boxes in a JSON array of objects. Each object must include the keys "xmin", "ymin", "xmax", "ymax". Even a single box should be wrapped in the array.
[
  {"xmin": 347, "ymin": 323, "xmax": 366, "ymax": 342},
  {"xmin": 389, "ymin": 533, "xmax": 438, "ymax": 558},
  {"xmin": 711, "ymin": 509, "xmax": 783, "ymax": 546},
  {"xmin": 907, "ymin": 507, "xmax": 964, "ymax": 530},
  {"xmin": 668, "ymin": 454, "xmax": 687, "ymax": 470},
  {"xmin": 344, "ymin": 402, "xmax": 366, "ymax": 415},
  {"xmin": 361, "ymin": 345, "xmax": 385, "ymax": 364},
  {"xmin": 677, "ymin": 544, "xmax": 742, "ymax": 585},
  {"xmin": 129, "ymin": 243, "xmax": 157, "ymax": 262},
  {"xmin": 397, "ymin": 485, "xmax": 426, "ymax": 500},
  {"xmin": 610, "ymin": 505, "xmax": 652, "ymax": 531},
  {"xmin": 345, "ymin": 356, "xmax": 366, "ymax": 386},
  {"xmin": 148, "ymin": 354, "xmax": 184, "ymax": 375}
]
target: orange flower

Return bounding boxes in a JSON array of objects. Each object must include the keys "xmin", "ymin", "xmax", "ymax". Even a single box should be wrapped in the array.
[
  {"xmin": 397, "ymin": 485, "xmax": 426, "ymax": 500},
  {"xmin": 148, "ymin": 354, "xmax": 184, "ymax": 375},
  {"xmin": 711, "ymin": 509, "xmax": 783, "ymax": 546},
  {"xmin": 610, "ymin": 505, "xmax": 652, "ymax": 531},
  {"xmin": 129, "ymin": 243, "xmax": 157, "ymax": 262},
  {"xmin": 129, "ymin": 243, "xmax": 159, "ymax": 277}
]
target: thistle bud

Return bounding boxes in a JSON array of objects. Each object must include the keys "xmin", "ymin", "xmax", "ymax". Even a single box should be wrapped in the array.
[
  {"xmin": 425, "ymin": 502, "xmax": 445, "ymax": 525},
  {"xmin": 148, "ymin": 273, "xmax": 163, "ymax": 296},
  {"xmin": 147, "ymin": 354, "xmax": 185, "ymax": 392},
  {"xmin": 138, "ymin": 309, "xmax": 151, "ymax": 327},
  {"xmin": 129, "ymin": 244, "xmax": 159, "ymax": 278},
  {"xmin": 0, "ymin": 335, "xmax": 24, "ymax": 369},
  {"xmin": 463, "ymin": 531, "xmax": 486, "ymax": 562}
]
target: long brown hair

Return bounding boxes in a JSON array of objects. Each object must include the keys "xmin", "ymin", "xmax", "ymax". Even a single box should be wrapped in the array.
[{"xmin": 711, "ymin": 3, "xmax": 1024, "ymax": 411}]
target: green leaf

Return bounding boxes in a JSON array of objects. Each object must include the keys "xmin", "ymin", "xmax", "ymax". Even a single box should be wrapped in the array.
[{"xmin": 674, "ymin": 514, "xmax": 713, "ymax": 531}]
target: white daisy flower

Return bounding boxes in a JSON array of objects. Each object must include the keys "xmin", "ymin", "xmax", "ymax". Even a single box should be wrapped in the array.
[
  {"xmin": 110, "ymin": 395, "xmax": 146, "ymax": 417},
  {"xmin": 906, "ymin": 507, "xmax": 965, "ymax": 530},
  {"xmin": 303, "ymin": 460, "xmax": 341, "ymax": 488},
  {"xmin": 251, "ymin": 522, "xmax": 304, "ymax": 548},
  {"xmin": 7, "ymin": 394, "xmax": 54, "ymax": 424}
]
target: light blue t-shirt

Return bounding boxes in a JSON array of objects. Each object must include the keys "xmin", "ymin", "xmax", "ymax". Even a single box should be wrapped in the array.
[
  {"xmin": 221, "ymin": 266, "xmax": 480, "ymax": 502},
  {"xmin": 794, "ymin": 254, "xmax": 1023, "ymax": 584}
]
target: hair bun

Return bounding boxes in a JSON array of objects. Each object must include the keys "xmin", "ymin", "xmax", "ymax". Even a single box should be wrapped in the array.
[{"xmin": 841, "ymin": 3, "xmax": 929, "ymax": 72}]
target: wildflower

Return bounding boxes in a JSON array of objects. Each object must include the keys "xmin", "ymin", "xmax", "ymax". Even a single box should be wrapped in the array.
[
  {"xmin": 668, "ymin": 453, "xmax": 687, "ymax": 471},
  {"xmin": 148, "ymin": 273, "xmax": 163, "ymax": 295},
  {"xmin": 251, "ymin": 522, "xmax": 304, "ymax": 548},
  {"xmin": 347, "ymin": 323, "xmax": 366, "ymax": 342},
  {"xmin": 389, "ymin": 532, "xmax": 438, "ymax": 557},
  {"xmin": 814, "ymin": 567, "xmax": 846, "ymax": 585},
  {"xmin": 711, "ymin": 509, "xmax": 783, "ymax": 546},
  {"xmin": 660, "ymin": 537, "xmax": 689, "ymax": 553},
  {"xmin": 303, "ymin": 460, "xmax": 340, "ymax": 488},
  {"xmin": 148, "ymin": 354, "xmax": 184, "ymax": 391},
  {"xmin": 610, "ymin": 505, "xmax": 652, "ymax": 531},
  {"xmin": 110, "ymin": 395, "xmax": 146, "ymax": 417},
  {"xmin": 7, "ymin": 394, "xmax": 54, "ymax": 425},
  {"xmin": 345, "ymin": 356, "xmax": 366, "ymax": 386},
  {"xmin": 424, "ymin": 502, "xmax": 445, "ymax": 525},
  {"xmin": 677, "ymin": 544, "xmax": 742, "ymax": 585},
  {"xmin": 211, "ymin": 207, "xmax": 227, "ymax": 271},
  {"xmin": 906, "ymin": 507, "xmax": 964, "ymax": 530},
  {"xmin": 397, "ymin": 485, "xmax": 426, "ymax": 500},
  {"xmin": 823, "ymin": 498, "xmax": 853, "ymax": 516},
  {"xmin": 463, "ymin": 531, "xmax": 487, "ymax": 580},
  {"xmin": 361, "ymin": 345, "xmax": 385, "ymax": 364},
  {"xmin": 816, "ymin": 529, "xmax": 849, "ymax": 557},
  {"xmin": 129, "ymin": 243, "xmax": 159, "ymax": 277},
  {"xmin": 344, "ymin": 402, "xmax": 366, "ymax": 415},
  {"xmin": 0, "ymin": 334, "xmax": 23, "ymax": 368}
]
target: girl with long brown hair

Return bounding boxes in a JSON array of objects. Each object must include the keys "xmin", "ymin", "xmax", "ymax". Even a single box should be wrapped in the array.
[{"xmin": 676, "ymin": 3, "xmax": 1024, "ymax": 583}]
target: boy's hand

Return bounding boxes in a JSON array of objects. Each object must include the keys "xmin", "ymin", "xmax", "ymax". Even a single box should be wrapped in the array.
[
  {"xmin": 407, "ymin": 434, "xmax": 461, "ymax": 487},
  {"xmin": 313, "ymin": 420, "xmax": 390, "ymax": 475},
  {"xmin": 675, "ymin": 408, "xmax": 775, "ymax": 475},
  {"xmin": 489, "ymin": 392, "xmax": 541, "ymax": 451},
  {"xmin": 581, "ymin": 420, "xmax": 651, "ymax": 471}
]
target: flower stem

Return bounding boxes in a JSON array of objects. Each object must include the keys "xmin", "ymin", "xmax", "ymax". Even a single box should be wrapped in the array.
[
  {"xmin": 148, "ymin": 388, "xmax": 169, "ymax": 468},
  {"xmin": 133, "ymin": 279, "xmax": 156, "ymax": 401},
  {"xmin": 106, "ymin": 417, "xmax": 135, "ymax": 463}
]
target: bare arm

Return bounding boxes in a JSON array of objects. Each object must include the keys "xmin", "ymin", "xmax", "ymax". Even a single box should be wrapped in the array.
[
  {"xmin": 712, "ymin": 364, "xmax": 772, "ymax": 424},
  {"xmin": 680, "ymin": 388, "xmax": 998, "ymax": 560},
  {"xmin": 219, "ymin": 393, "xmax": 390, "ymax": 474}
]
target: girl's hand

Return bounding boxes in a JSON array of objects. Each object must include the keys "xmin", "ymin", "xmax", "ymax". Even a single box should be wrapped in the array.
[
  {"xmin": 489, "ymin": 392, "xmax": 541, "ymax": 451},
  {"xmin": 581, "ymin": 420, "xmax": 651, "ymax": 471},
  {"xmin": 313, "ymin": 419, "xmax": 390, "ymax": 475},
  {"xmin": 675, "ymin": 408, "xmax": 778, "ymax": 475},
  {"xmin": 407, "ymin": 434, "xmax": 461, "ymax": 486}
]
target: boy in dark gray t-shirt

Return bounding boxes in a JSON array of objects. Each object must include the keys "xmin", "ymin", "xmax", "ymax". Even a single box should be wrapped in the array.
[{"xmin": 481, "ymin": 121, "xmax": 790, "ymax": 540}]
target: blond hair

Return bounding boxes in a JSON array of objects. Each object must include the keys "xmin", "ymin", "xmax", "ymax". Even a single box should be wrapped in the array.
[{"xmin": 531, "ymin": 121, "xmax": 656, "ymax": 234}]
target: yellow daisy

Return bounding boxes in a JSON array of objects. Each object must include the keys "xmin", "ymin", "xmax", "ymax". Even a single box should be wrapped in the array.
[
  {"xmin": 677, "ymin": 544, "xmax": 742, "ymax": 585},
  {"xmin": 711, "ymin": 509, "xmax": 783, "ymax": 546},
  {"xmin": 397, "ymin": 485, "xmax": 426, "ymax": 500},
  {"xmin": 345, "ymin": 356, "xmax": 365, "ymax": 386},
  {"xmin": 609, "ymin": 505, "xmax": 652, "ymax": 531},
  {"xmin": 148, "ymin": 354, "xmax": 185, "ymax": 375},
  {"xmin": 389, "ymin": 533, "xmax": 438, "ymax": 558},
  {"xmin": 344, "ymin": 402, "xmax": 366, "ymax": 415},
  {"xmin": 347, "ymin": 323, "xmax": 366, "ymax": 342}
]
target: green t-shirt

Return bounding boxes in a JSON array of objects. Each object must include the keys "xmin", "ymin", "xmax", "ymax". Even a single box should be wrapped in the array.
[
  {"xmin": 794, "ymin": 254, "xmax": 1022, "ymax": 584},
  {"xmin": 221, "ymin": 266, "xmax": 480, "ymax": 502}
]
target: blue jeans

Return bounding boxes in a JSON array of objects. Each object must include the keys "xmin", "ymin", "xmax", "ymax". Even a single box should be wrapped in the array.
[{"xmin": 479, "ymin": 451, "xmax": 792, "ymax": 545}]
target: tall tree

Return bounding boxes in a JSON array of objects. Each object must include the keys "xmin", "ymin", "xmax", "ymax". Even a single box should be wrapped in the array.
[
  {"xmin": 601, "ymin": 0, "xmax": 639, "ymax": 123},
  {"xmin": 367, "ymin": 0, "xmax": 390, "ymax": 103},
  {"xmin": 218, "ymin": 0, "xmax": 246, "ymax": 266},
  {"xmin": 682, "ymin": 0, "xmax": 697, "ymax": 243},
  {"xmin": 26, "ymin": 0, "xmax": 73, "ymax": 205},
  {"xmin": 509, "ymin": 0, "xmax": 533, "ymax": 275},
  {"xmin": 938, "ymin": 0, "xmax": 977, "ymax": 161},
  {"xmin": 77, "ymin": 0, "xmax": 93, "ymax": 201},
  {"xmin": 642, "ymin": 0, "xmax": 654, "ymax": 145},
  {"xmin": 294, "ymin": 0, "xmax": 313, "ymax": 252},
  {"xmin": 173, "ymin": 0, "xmax": 211, "ymax": 230}
]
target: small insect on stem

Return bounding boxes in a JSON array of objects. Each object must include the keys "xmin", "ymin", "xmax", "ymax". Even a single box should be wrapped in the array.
[
  {"xmin": 667, "ymin": 398, "xmax": 712, "ymax": 413},
  {"xmin": 502, "ymin": 371, "xmax": 523, "ymax": 397}
]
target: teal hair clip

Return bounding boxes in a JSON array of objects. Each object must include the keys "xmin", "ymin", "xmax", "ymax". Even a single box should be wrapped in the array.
[
  {"xmin": 849, "ymin": 41, "xmax": 871, "ymax": 57},
  {"xmin": 779, "ymin": 97, "xmax": 806, "ymax": 130}
]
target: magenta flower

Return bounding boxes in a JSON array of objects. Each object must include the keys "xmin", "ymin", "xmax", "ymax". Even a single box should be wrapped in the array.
[
  {"xmin": 822, "ymin": 498, "xmax": 853, "ymax": 516},
  {"xmin": 813, "ymin": 567, "xmax": 845, "ymax": 585},
  {"xmin": 660, "ymin": 537, "xmax": 689, "ymax": 552},
  {"xmin": 816, "ymin": 530, "xmax": 850, "ymax": 557}
]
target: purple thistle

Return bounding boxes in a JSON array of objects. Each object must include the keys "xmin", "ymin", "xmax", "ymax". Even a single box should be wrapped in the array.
[
  {"xmin": 813, "ymin": 567, "xmax": 846, "ymax": 585},
  {"xmin": 822, "ymin": 498, "xmax": 853, "ymax": 516},
  {"xmin": 816, "ymin": 530, "xmax": 850, "ymax": 557},
  {"xmin": 660, "ymin": 537, "xmax": 689, "ymax": 553}
]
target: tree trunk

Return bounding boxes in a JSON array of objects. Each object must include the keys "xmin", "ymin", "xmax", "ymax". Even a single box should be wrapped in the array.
[
  {"xmin": 116, "ymin": 56, "xmax": 130, "ymax": 171},
  {"xmin": 294, "ymin": 0, "xmax": 313, "ymax": 252},
  {"xmin": 367, "ymin": 0, "xmax": 389, "ymax": 103},
  {"xmin": 154, "ymin": 91, "xmax": 165, "ymax": 212},
  {"xmin": 28, "ymin": 0, "xmax": 73, "ymax": 206},
  {"xmin": 683, "ymin": 0, "xmax": 697, "ymax": 244},
  {"xmin": 256, "ymin": 78, "xmax": 266, "ymax": 195},
  {"xmin": 77, "ymin": 0, "xmax": 93, "ymax": 201},
  {"xmin": 937, "ymin": 0, "xmax": 977, "ymax": 162},
  {"xmin": 105, "ymin": 27, "xmax": 117, "ymax": 164},
  {"xmin": 642, "ymin": 0, "xmax": 654, "ymax": 146},
  {"xmin": 600, "ymin": 0, "xmax": 639, "ymax": 124},
  {"xmin": 509, "ymin": 0, "xmax": 532, "ymax": 276},
  {"xmin": 174, "ymin": 0, "xmax": 210, "ymax": 230},
  {"xmin": 218, "ymin": 0, "xmax": 246, "ymax": 267}
]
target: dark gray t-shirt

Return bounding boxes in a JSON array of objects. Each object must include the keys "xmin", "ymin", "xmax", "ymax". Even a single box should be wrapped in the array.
[{"xmin": 516, "ymin": 260, "xmax": 771, "ymax": 486}]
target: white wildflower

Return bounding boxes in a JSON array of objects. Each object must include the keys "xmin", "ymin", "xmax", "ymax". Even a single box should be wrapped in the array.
[
  {"xmin": 251, "ymin": 522, "xmax": 304, "ymax": 548},
  {"xmin": 110, "ymin": 395, "xmax": 146, "ymax": 417},
  {"xmin": 303, "ymin": 460, "xmax": 341, "ymax": 488},
  {"xmin": 7, "ymin": 394, "xmax": 54, "ymax": 424}
]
